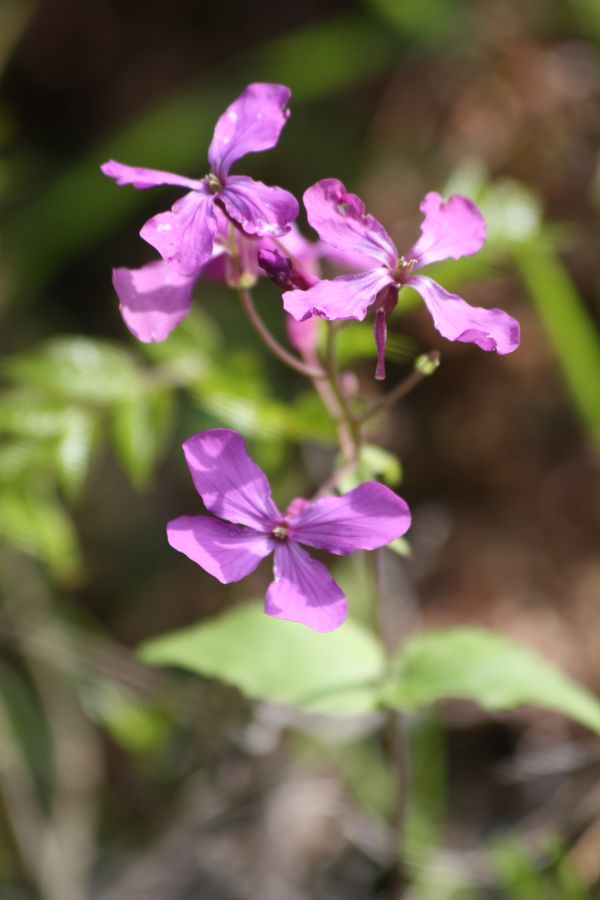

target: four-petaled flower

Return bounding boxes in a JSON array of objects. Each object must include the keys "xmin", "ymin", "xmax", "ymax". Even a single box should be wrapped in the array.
[
  {"xmin": 101, "ymin": 83, "xmax": 299, "ymax": 277},
  {"xmin": 167, "ymin": 429, "xmax": 411, "ymax": 632},
  {"xmin": 282, "ymin": 180, "xmax": 520, "ymax": 378},
  {"xmin": 110, "ymin": 218, "xmax": 316, "ymax": 343}
]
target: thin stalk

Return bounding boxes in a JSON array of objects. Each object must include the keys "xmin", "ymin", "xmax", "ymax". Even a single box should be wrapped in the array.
[
  {"xmin": 359, "ymin": 351, "xmax": 440, "ymax": 424},
  {"xmin": 239, "ymin": 288, "xmax": 325, "ymax": 380},
  {"xmin": 368, "ymin": 550, "xmax": 410, "ymax": 894}
]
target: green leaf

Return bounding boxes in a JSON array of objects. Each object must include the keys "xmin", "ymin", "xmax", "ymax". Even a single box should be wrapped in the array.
[
  {"xmin": 0, "ymin": 484, "xmax": 83, "ymax": 581},
  {"xmin": 338, "ymin": 443, "xmax": 402, "ymax": 492},
  {"xmin": 140, "ymin": 603, "xmax": 385, "ymax": 716},
  {"xmin": 111, "ymin": 387, "xmax": 173, "ymax": 489},
  {"xmin": 140, "ymin": 306, "xmax": 220, "ymax": 385},
  {"xmin": 53, "ymin": 408, "xmax": 99, "ymax": 500},
  {"xmin": 3, "ymin": 337, "xmax": 145, "ymax": 404},
  {"xmin": 384, "ymin": 628, "xmax": 600, "ymax": 732}
]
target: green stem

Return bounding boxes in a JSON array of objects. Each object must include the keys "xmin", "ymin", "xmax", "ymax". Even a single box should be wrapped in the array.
[
  {"xmin": 359, "ymin": 351, "xmax": 440, "ymax": 425},
  {"xmin": 239, "ymin": 288, "xmax": 325, "ymax": 380}
]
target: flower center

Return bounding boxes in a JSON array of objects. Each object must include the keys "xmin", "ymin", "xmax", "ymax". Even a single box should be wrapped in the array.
[
  {"xmin": 272, "ymin": 523, "xmax": 289, "ymax": 541},
  {"xmin": 394, "ymin": 256, "xmax": 417, "ymax": 283},
  {"xmin": 205, "ymin": 172, "xmax": 222, "ymax": 194}
]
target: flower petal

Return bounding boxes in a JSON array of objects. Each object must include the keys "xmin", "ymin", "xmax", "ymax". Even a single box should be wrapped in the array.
[
  {"xmin": 112, "ymin": 260, "xmax": 196, "ymax": 342},
  {"xmin": 290, "ymin": 482, "xmax": 411, "ymax": 555},
  {"xmin": 265, "ymin": 543, "xmax": 347, "ymax": 632},
  {"xmin": 283, "ymin": 268, "xmax": 393, "ymax": 322},
  {"xmin": 303, "ymin": 179, "xmax": 397, "ymax": 269},
  {"xmin": 182, "ymin": 429, "xmax": 282, "ymax": 531},
  {"xmin": 407, "ymin": 274, "xmax": 520, "ymax": 354},
  {"xmin": 100, "ymin": 159, "xmax": 204, "ymax": 191},
  {"xmin": 167, "ymin": 515, "xmax": 273, "ymax": 583},
  {"xmin": 208, "ymin": 83, "xmax": 292, "ymax": 179},
  {"xmin": 218, "ymin": 175, "xmax": 299, "ymax": 237},
  {"xmin": 407, "ymin": 192, "xmax": 486, "ymax": 268},
  {"xmin": 140, "ymin": 189, "xmax": 217, "ymax": 276}
]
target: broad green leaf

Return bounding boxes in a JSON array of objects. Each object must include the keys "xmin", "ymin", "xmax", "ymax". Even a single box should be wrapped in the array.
[
  {"xmin": 384, "ymin": 628, "xmax": 600, "ymax": 732},
  {"xmin": 111, "ymin": 388, "xmax": 173, "ymax": 489},
  {"xmin": 3, "ymin": 337, "xmax": 145, "ymax": 404},
  {"xmin": 140, "ymin": 603, "xmax": 385, "ymax": 716}
]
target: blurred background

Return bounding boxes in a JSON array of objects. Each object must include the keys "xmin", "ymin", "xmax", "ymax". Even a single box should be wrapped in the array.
[{"xmin": 1, "ymin": 0, "xmax": 600, "ymax": 897}]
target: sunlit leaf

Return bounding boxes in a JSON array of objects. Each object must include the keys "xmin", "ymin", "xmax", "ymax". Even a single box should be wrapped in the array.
[
  {"xmin": 384, "ymin": 628, "xmax": 600, "ymax": 732},
  {"xmin": 140, "ymin": 603, "xmax": 385, "ymax": 716},
  {"xmin": 111, "ymin": 387, "xmax": 174, "ymax": 489},
  {"xmin": 53, "ymin": 408, "xmax": 99, "ymax": 500},
  {"xmin": 338, "ymin": 443, "xmax": 402, "ymax": 492},
  {"xmin": 3, "ymin": 337, "xmax": 145, "ymax": 404}
]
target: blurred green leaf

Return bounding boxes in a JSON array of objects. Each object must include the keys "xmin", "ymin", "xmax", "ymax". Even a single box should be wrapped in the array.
[
  {"xmin": 514, "ymin": 234, "xmax": 600, "ymax": 448},
  {"xmin": 0, "ymin": 440, "xmax": 49, "ymax": 483},
  {"xmin": 140, "ymin": 603, "xmax": 385, "ymax": 716},
  {"xmin": 0, "ymin": 484, "xmax": 83, "ymax": 581},
  {"xmin": 338, "ymin": 443, "xmax": 402, "ymax": 492},
  {"xmin": 3, "ymin": 337, "xmax": 145, "ymax": 404},
  {"xmin": 363, "ymin": 0, "xmax": 468, "ymax": 45},
  {"xmin": 111, "ymin": 387, "xmax": 173, "ymax": 489},
  {"xmin": 197, "ymin": 354, "xmax": 335, "ymax": 443},
  {"xmin": 489, "ymin": 836, "xmax": 550, "ymax": 900},
  {"xmin": 0, "ymin": 392, "xmax": 74, "ymax": 437},
  {"xmin": 83, "ymin": 683, "xmax": 170, "ymax": 755},
  {"xmin": 140, "ymin": 306, "xmax": 220, "ymax": 384},
  {"xmin": 0, "ymin": 658, "xmax": 52, "ymax": 799},
  {"xmin": 53, "ymin": 408, "xmax": 99, "ymax": 500},
  {"xmin": 383, "ymin": 628, "xmax": 600, "ymax": 732}
]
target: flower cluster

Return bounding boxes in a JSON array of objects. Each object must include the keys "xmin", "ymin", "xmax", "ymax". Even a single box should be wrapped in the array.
[{"xmin": 102, "ymin": 82, "xmax": 520, "ymax": 631}]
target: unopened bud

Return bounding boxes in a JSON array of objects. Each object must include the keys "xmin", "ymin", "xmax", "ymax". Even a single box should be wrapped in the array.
[
  {"xmin": 414, "ymin": 351, "xmax": 441, "ymax": 376},
  {"xmin": 258, "ymin": 248, "xmax": 312, "ymax": 291}
]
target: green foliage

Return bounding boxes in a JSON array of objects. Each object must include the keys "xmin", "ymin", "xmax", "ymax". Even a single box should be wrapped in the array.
[
  {"xmin": 384, "ymin": 628, "xmax": 600, "ymax": 732},
  {"xmin": 2, "ymin": 337, "xmax": 145, "ymax": 404},
  {"xmin": 141, "ymin": 611, "xmax": 600, "ymax": 733},
  {"xmin": 140, "ymin": 603, "xmax": 385, "ymax": 716},
  {"xmin": 111, "ymin": 388, "xmax": 174, "ymax": 490},
  {"xmin": 338, "ymin": 443, "xmax": 403, "ymax": 492},
  {"xmin": 489, "ymin": 836, "xmax": 590, "ymax": 900},
  {"xmin": 0, "ymin": 483, "xmax": 83, "ymax": 581},
  {"xmin": 83, "ymin": 682, "xmax": 171, "ymax": 756}
]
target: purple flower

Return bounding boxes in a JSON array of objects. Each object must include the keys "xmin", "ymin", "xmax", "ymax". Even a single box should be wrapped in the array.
[
  {"xmin": 283, "ymin": 180, "xmax": 520, "ymax": 378},
  {"xmin": 101, "ymin": 83, "xmax": 299, "ymax": 277},
  {"xmin": 111, "ymin": 220, "xmax": 315, "ymax": 343},
  {"xmin": 167, "ymin": 429, "xmax": 411, "ymax": 632}
]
